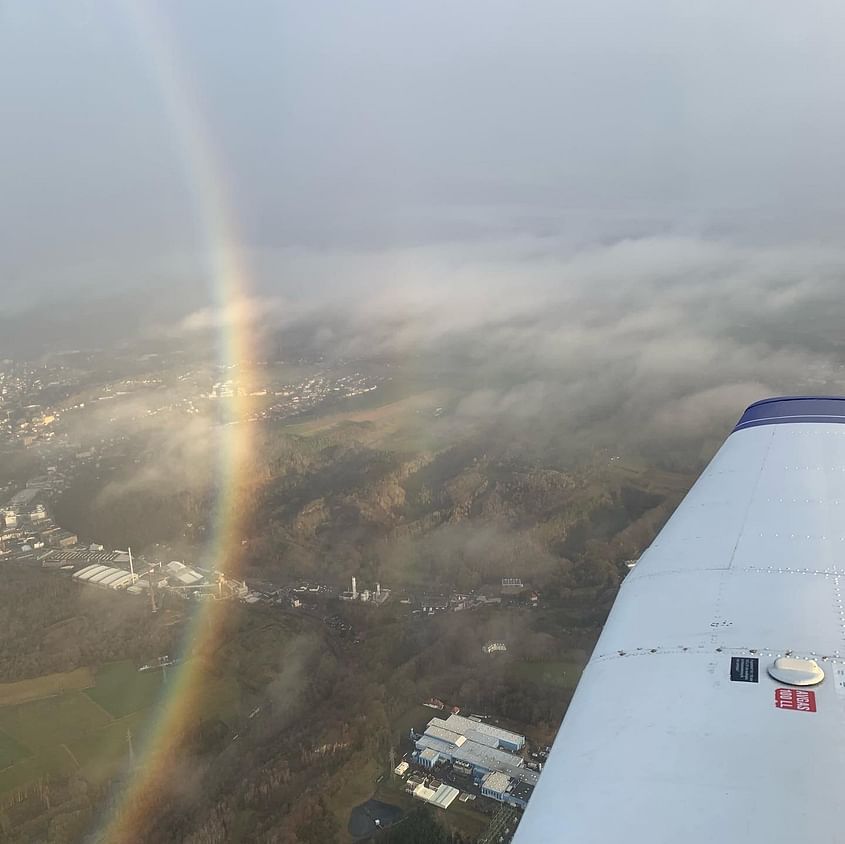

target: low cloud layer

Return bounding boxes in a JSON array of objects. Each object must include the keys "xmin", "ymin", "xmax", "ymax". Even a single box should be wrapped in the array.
[
  {"xmin": 44, "ymin": 231, "xmax": 845, "ymax": 497},
  {"xmin": 206, "ymin": 234, "xmax": 845, "ymax": 459}
]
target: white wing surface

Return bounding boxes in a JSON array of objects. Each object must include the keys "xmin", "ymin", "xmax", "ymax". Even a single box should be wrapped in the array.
[{"xmin": 515, "ymin": 397, "xmax": 845, "ymax": 843}]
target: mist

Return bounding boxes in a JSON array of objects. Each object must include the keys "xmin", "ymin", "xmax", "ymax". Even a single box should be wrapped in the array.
[{"xmin": 4, "ymin": 0, "xmax": 845, "ymax": 306}]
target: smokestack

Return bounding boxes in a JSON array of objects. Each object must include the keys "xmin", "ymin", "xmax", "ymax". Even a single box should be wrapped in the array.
[
  {"xmin": 376, "ymin": 582, "xmax": 381, "ymax": 596},
  {"xmin": 128, "ymin": 546, "xmax": 135, "ymax": 582},
  {"xmin": 351, "ymin": 576, "xmax": 357, "ymax": 599},
  {"xmin": 148, "ymin": 568, "xmax": 157, "ymax": 613}
]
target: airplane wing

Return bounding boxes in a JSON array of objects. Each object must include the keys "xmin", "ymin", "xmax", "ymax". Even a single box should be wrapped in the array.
[{"xmin": 515, "ymin": 396, "xmax": 845, "ymax": 843}]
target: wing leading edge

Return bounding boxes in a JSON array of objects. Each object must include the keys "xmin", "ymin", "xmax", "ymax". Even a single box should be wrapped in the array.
[{"xmin": 515, "ymin": 396, "xmax": 845, "ymax": 843}]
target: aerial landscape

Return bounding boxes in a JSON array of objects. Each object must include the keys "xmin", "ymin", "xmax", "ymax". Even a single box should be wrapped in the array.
[{"xmin": 3, "ymin": 1, "xmax": 845, "ymax": 842}]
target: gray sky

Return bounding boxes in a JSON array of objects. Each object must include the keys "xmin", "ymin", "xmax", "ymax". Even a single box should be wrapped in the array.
[{"xmin": 3, "ymin": 0, "xmax": 845, "ymax": 309}]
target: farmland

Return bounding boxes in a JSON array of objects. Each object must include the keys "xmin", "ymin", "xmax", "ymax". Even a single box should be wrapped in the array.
[
  {"xmin": 0, "ymin": 667, "xmax": 95, "ymax": 707},
  {"xmin": 0, "ymin": 658, "xmax": 236, "ymax": 800}
]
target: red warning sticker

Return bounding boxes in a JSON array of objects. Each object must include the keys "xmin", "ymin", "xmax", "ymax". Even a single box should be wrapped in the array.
[{"xmin": 775, "ymin": 688, "xmax": 817, "ymax": 712}]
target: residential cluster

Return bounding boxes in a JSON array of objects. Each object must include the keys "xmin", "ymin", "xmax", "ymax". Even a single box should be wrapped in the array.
[
  {"xmin": 0, "ymin": 359, "xmax": 86, "ymax": 447},
  {"xmin": 1, "ymin": 484, "xmax": 77, "ymax": 556},
  {"xmin": 252, "ymin": 372, "xmax": 381, "ymax": 422}
]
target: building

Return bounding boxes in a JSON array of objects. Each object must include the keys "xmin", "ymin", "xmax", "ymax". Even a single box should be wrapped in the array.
[
  {"xmin": 483, "ymin": 641, "xmax": 508, "ymax": 654},
  {"xmin": 480, "ymin": 771, "xmax": 512, "ymax": 801},
  {"xmin": 453, "ymin": 759, "xmax": 474, "ymax": 777},
  {"xmin": 508, "ymin": 781, "xmax": 534, "ymax": 809},
  {"xmin": 39, "ymin": 549, "xmax": 125, "ymax": 567},
  {"xmin": 413, "ymin": 714, "xmax": 536, "ymax": 787},
  {"xmin": 41, "ymin": 526, "xmax": 78, "ymax": 547},
  {"xmin": 421, "ymin": 595, "xmax": 449, "ymax": 613},
  {"xmin": 166, "ymin": 561, "xmax": 204, "ymax": 586},
  {"xmin": 439, "ymin": 714, "xmax": 525, "ymax": 752},
  {"xmin": 480, "ymin": 772, "xmax": 535, "ymax": 808},
  {"xmin": 55, "ymin": 530, "xmax": 78, "ymax": 548},
  {"xmin": 412, "ymin": 782, "xmax": 459, "ymax": 810},
  {"xmin": 73, "ymin": 564, "xmax": 136, "ymax": 590},
  {"xmin": 418, "ymin": 747, "xmax": 440, "ymax": 769}
]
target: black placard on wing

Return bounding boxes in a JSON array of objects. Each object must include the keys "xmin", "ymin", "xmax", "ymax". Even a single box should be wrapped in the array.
[{"xmin": 730, "ymin": 656, "xmax": 759, "ymax": 683}]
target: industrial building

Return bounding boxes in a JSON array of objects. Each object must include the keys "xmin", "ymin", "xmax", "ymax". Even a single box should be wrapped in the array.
[
  {"xmin": 480, "ymin": 772, "xmax": 534, "ymax": 809},
  {"xmin": 411, "ymin": 781, "xmax": 460, "ymax": 810},
  {"xmin": 40, "ymin": 548, "xmax": 129, "ymax": 568},
  {"xmin": 435, "ymin": 714, "xmax": 525, "ymax": 752},
  {"xmin": 340, "ymin": 576, "xmax": 389, "ymax": 603},
  {"xmin": 166, "ymin": 561, "xmax": 205, "ymax": 586},
  {"xmin": 480, "ymin": 771, "xmax": 512, "ymax": 801},
  {"xmin": 73, "ymin": 564, "xmax": 135, "ymax": 590},
  {"xmin": 41, "ymin": 526, "xmax": 78, "ymax": 547},
  {"xmin": 420, "ymin": 594, "xmax": 449, "ymax": 613},
  {"xmin": 413, "ymin": 714, "xmax": 536, "ymax": 788}
]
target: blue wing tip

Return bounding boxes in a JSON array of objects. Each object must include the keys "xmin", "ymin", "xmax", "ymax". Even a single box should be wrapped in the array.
[{"xmin": 734, "ymin": 395, "xmax": 845, "ymax": 432}]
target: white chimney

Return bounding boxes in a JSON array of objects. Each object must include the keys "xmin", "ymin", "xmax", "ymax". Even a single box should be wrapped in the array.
[
  {"xmin": 376, "ymin": 582, "xmax": 381, "ymax": 596},
  {"xmin": 351, "ymin": 576, "xmax": 358, "ymax": 599}
]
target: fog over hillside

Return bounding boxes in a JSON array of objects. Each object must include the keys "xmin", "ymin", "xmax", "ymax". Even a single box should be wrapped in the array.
[{"xmin": 25, "ymin": 232, "xmax": 845, "ymax": 484}]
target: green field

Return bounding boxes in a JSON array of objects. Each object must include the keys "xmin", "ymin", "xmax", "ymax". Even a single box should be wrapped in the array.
[
  {"xmin": 0, "ymin": 693, "xmax": 110, "ymax": 753},
  {"xmin": 0, "ymin": 746, "xmax": 77, "ymax": 795},
  {"xmin": 0, "ymin": 730, "xmax": 29, "ymax": 770},
  {"xmin": 510, "ymin": 658, "xmax": 586, "ymax": 689},
  {"xmin": 0, "ymin": 659, "xmax": 237, "ymax": 797},
  {"xmin": 0, "ymin": 666, "xmax": 95, "ymax": 706},
  {"xmin": 84, "ymin": 661, "xmax": 164, "ymax": 718}
]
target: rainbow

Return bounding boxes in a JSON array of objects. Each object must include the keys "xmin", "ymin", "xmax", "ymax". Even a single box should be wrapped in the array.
[{"xmin": 102, "ymin": 4, "xmax": 258, "ymax": 838}]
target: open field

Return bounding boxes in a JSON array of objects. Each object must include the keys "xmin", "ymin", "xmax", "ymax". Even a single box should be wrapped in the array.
[
  {"xmin": 0, "ymin": 693, "xmax": 110, "ymax": 753},
  {"xmin": 66, "ymin": 708, "xmax": 152, "ymax": 784},
  {"xmin": 0, "ymin": 658, "xmax": 238, "ymax": 798},
  {"xmin": 283, "ymin": 389, "xmax": 451, "ymax": 438},
  {"xmin": 84, "ymin": 661, "xmax": 164, "ymax": 718},
  {"xmin": 0, "ymin": 746, "xmax": 78, "ymax": 795},
  {"xmin": 327, "ymin": 754, "xmax": 381, "ymax": 838},
  {"xmin": 0, "ymin": 731, "xmax": 29, "ymax": 770},
  {"xmin": 0, "ymin": 667, "xmax": 95, "ymax": 706},
  {"xmin": 510, "ymin": 658, "xmax": 585, "ymax": 690}
]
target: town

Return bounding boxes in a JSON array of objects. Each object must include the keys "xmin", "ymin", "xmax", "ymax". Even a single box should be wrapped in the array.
[{"xmin": 0, "ymin": 355, "xmax": 383, "ymax": 449}]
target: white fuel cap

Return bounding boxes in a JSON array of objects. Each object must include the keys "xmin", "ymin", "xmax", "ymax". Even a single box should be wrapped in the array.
[{"xmin": 767, "ymin": 656, "xmax": 824, "ymax": 686}]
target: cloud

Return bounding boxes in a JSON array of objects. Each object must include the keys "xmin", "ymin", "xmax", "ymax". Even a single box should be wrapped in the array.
[
  {"xmin": 46, "ymin": 231, "xmax": 845, "ymax": 510},
  {"xmin": 178, "ymin": 296, "xmax": 284, "ymax": 335},
  {"xmin": 203, "ymin": 234, "xmax": 845, "ymax": 459}
]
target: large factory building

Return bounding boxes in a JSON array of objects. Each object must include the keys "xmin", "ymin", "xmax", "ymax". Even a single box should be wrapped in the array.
[
  {"xmin": 413, "ymin": 714, "xmax": 537, "ymax": 789},
  {"xmin": 72, "ymin": 564, "xmax": 135, "ymax": 590}
]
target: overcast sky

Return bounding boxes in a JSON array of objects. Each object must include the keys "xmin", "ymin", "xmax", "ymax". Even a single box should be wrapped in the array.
[{"xmin": 3, "ymin": 0, "xmax": 845, "ymax": 310}]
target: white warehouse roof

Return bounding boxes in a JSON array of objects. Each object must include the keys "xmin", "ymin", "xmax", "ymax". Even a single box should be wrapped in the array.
[
  {"xmin": 89, "ymin": 568, "xmax": 123, "ymax": 584},
  {"xmin": 167, "ymin": 560, "xmax": 204, "ymax": 585},
  {"xmin": 74, "ymin": 564, "xmax": 109, "ymax": 581},
  {"xmin": 425, "ymin": 725, "xmax": 467, "ymax": 747},
  {"xmin": 73, "ymin": 564, "xmax": 134, "ymax": 589},
  {"xmin": 443, "ymin": 714, "xmax": 524, "ymax": 747},
  {"xmin": 413, "ymin": 783, "xmax": 459, "ymax": 810}
]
